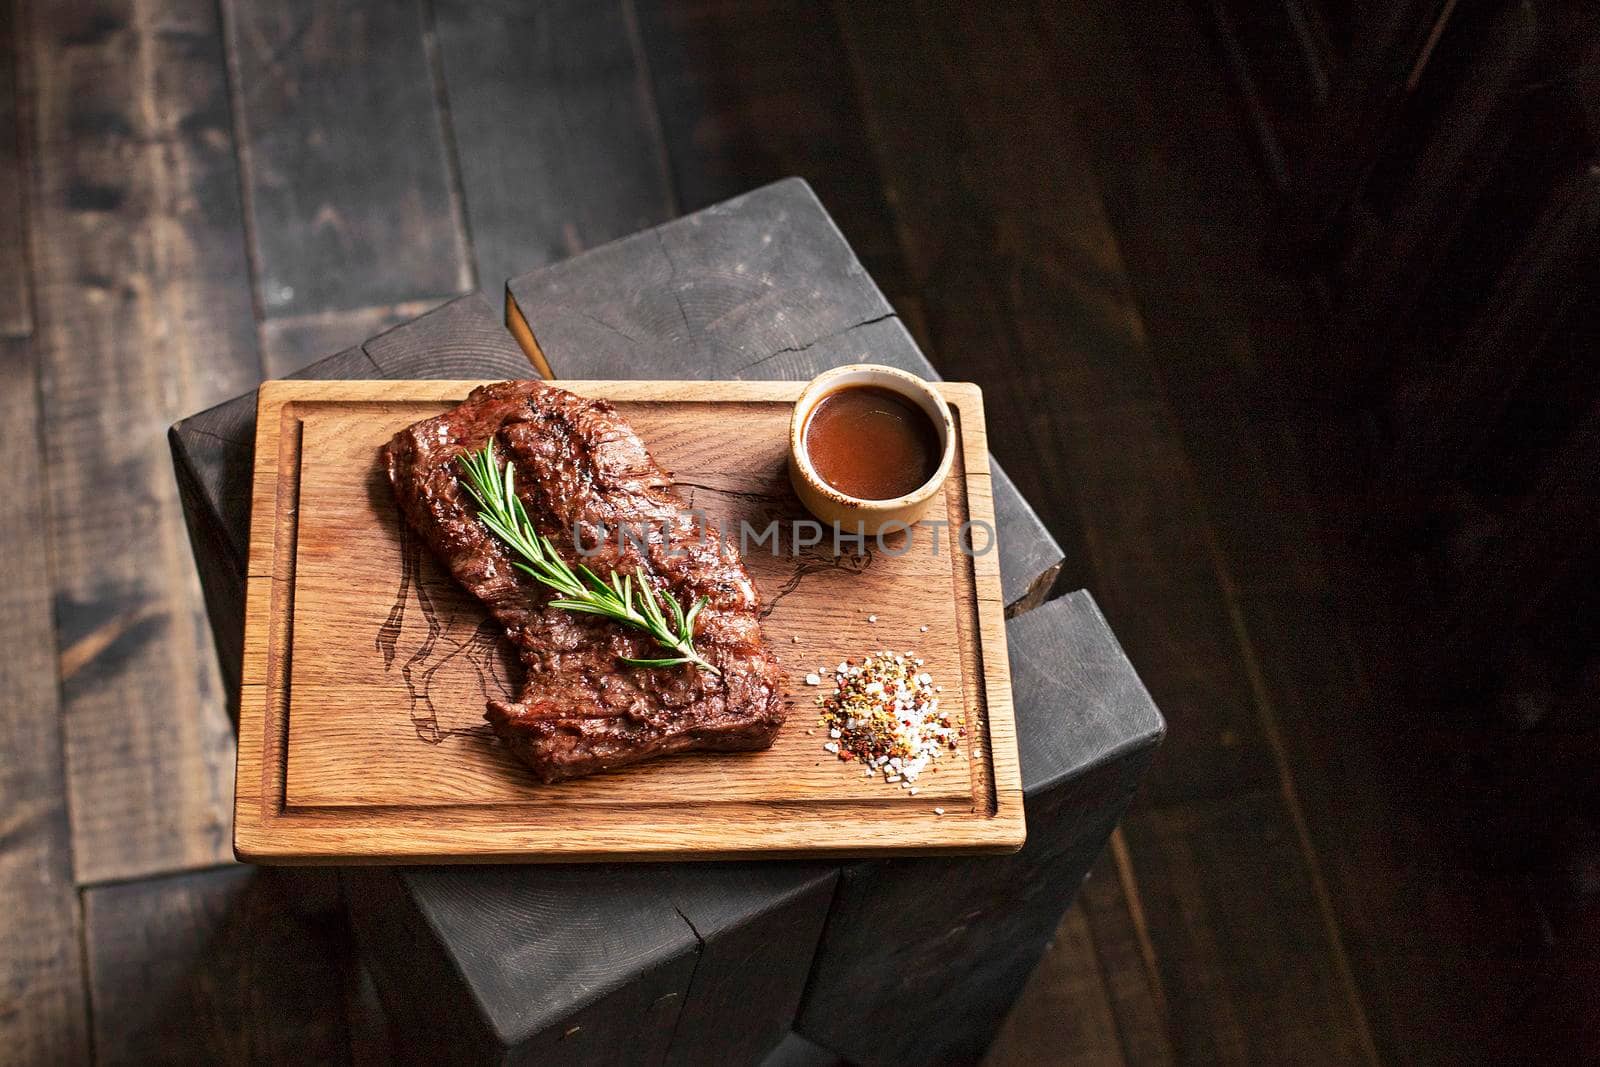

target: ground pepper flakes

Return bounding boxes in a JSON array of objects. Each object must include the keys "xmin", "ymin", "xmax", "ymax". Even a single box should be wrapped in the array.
[{"xmin": 815, "ymin": 651, "xmax": 957, "ymax": 787}]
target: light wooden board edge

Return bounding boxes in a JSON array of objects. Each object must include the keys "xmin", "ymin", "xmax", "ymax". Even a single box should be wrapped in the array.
[
  {"xmin": 505, "ymin": 292, "xmax": 554, "ymax": 378},
  {"xmin": 237, "ymin": 379, "xmax": 1021, "ymax": 863}
]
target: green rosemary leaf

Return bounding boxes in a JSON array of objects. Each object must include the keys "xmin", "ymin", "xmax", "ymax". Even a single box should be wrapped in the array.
[
  {"xmin": 456, "ymin": 443, "xmax": 720, "ymax": 677},
  {"xmin": 683, "ymin": 595, "xmax": 706, "ymax": 635},
  {"xmin": 667, "ymin": 589, "xmax": 686, "ymax": 632},
  {"xmin": 545, "ymin": 599, "xmax": 622, "ymax": 616},
  {"xmin": 578, "ymin": 563, "xmax": 612, "ymax": 598},
  {"xmin": 641, "ymin": 580, "xmax": 667, "ymax": 631}
]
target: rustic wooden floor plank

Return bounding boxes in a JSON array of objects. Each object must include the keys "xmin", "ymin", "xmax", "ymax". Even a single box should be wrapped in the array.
[
  {"xmin": 27, "ymin": 0, "xmax": 260, "ymax": 884},
  {"xmin": 1035, "ymin": 2, "xmax": 1513, "ymax": 1063},
  {"xmin": 1122, "ymin": 792, "xmax": 1372, "ymax": 1065},
  {"xmin": 840, "ymin": 3, "xmax": 1374, "ymax": 1062},
  {"xmin": 838, "ymin": 1, "xmax": 1281, "ymax": 804},
  {"xmin": 223, "ymin": 0, "xmax": 471, "ymax": 317},
  {"xmin": 633, "ymin": 0, "xmax": 913, "ymax": 308},
  {"xmin": 430, "ymin": 0, "xmax": 676, "ymax": 289},
  {"xmin": 259, "ymin": 298, "xmax": 442, "ymax": 377},
  {"xmin": 343, "ymin": 955, "xmax": 398, "ymax": 1067},
  {"xmin": 1035, "ymin": 0, "xmax": 1331, "ymax": 597},
  {"xmin": 0, "ymin": 334, "xmax": 91, "ymax": 1067},
  {"xmin": 983, "ymin": 901, "xmax": 1128, "ymax": 1067},
  {"xmin": 0, "ymin": 1, "xmax": 30, "ymax": 337},
  {"xmin": 1077, "ymin": 837, "xmax": 1177, "ymax": 1067},
  {"xmin": 841, "ymin": 2, "xmax": 1160, "ymax": 406},
  {"xmin": 834, "ymin": 0, "xmax": 1101, "ymax": 591},
  {"xmin": 85, "ymin": 867, "xmax": 352, "ymax": 1064},
  {"xmin": 1237, "ymin": 591, "xmax": 1545, "ymax": 1066},
  {"xmin": 988, "ymin": 832, "xmax": 1177, "ymax": 1067}
]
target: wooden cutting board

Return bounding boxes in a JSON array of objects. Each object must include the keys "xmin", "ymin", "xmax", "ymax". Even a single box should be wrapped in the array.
[{"xmin": 236, "ymin": 379, "xmax": 1023, "ymax": 862}]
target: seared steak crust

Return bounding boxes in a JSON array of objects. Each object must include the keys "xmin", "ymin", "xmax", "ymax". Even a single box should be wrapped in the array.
[{"xmin": 383, "ymin": 380, "xmax": 784, "ymax": 782}]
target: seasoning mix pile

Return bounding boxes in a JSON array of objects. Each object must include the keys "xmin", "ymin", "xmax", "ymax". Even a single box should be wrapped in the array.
[{"xmin": 809, "ymin": 651, "xmax": 962, "ymax": 792}]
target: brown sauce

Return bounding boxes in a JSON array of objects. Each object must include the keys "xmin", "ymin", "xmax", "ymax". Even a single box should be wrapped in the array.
[{"xmin": 803, "ymin": 385, "xmax": 942, "ymax": 500}]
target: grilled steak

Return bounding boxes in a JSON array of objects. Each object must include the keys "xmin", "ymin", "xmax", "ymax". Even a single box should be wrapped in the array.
[{"xmin": 383, "ymin": 380, "xmax": 784, "ymax": 782}]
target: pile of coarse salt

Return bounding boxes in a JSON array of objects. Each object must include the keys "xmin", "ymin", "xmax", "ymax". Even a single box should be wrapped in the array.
[{"xmin": 809, "ymin": 651, "xmax": 962, "ymax": 791}]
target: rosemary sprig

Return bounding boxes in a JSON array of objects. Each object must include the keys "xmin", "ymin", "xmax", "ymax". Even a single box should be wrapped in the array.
[{"xmin": 456, "ymin": 443, "xmax": 720, "ymax": 677}]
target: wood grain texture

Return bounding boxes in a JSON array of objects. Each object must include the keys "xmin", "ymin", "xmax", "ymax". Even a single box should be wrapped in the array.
[
  {"xmin": 505, "ymin": 178, "xmax": 895, "ymax": 374},
  {"xmin": 631, "ymin": 0, "xmax": 910, "ymax": 303},
  {"xmin": 362, "ymin": 289, "xmax": 533, "ymax": 379},
  {"xmin": 1034, "ymin": 4, "xmax": 1392, "ymax": 1062},
  {"xmin": 1313, "ymin": 1, "xmax": 1544, "ymax": 402},
  {"xmin": 342, "ymin": 867, "xmax": 501, "ymax": 1063},
  {"xmin": 982, "ymin": 904, "xmax": 1127, "ymax": 1067},
  {"xmin": 238, "ymin": 377, "xmax": 1021, "ymax": 862},
  {"xmin": 1196, "ymin": 0, "xmax": 1328, "ymax": 191},
  {"xmin": 659, "ymin": 862, "xmax": 837, "ymax": 1066},
  {"xmin": 1036, "ymin": 0, "xmax": 1325, "ymax": 594},
  {"xmin": 1078, "ymin": 19, "xmax": 1525, "ymax": 1064},
  {"xmin": 1377, "ymin": 167, "xmax": 1600, "ymax": 530},
  {"xmin": 347, "ymin": 864, "xmax": 695, "ymax": 1063},
  {"xmin": 1075, "ymin": 839, "xmax": 1176, "ymax": 1067},
  {"xmin": 1125, "ymin": 793, "xmax": 1375, "ymax": 1065},
  {"xmin": 260, "ymin": 298, "xmax": 444, "ymax": 378},
  {"xmin": 28, "ymin": 0, "xmax": 259, "ymax": 883},
  {"xmin": 222, "ymin": 0, "xmax": 471, "ymax": 316},
  {"xmin": 760, "ymin": 1032, "xmax": 844, "ymax": 1067},
  {"xmin": 1238, "ymin": 590, "xmax": 1547, "ymax": 1066},
  {"xmin": 0, "ymin": 1, "xmax": 29, "ymax": 337},
  {"xmin": 84, "ymin": 866, "xmax": 352, "ymax": 1064},
  {"xmin": 430, "ymin": 0, "xmax": 675, "ymax": 288},
  {"xmin": 0, "ymin": 38, "xmax": 72, "ymax": 1067},
  {"xmin": 1034, "ymin": 0, "xmax": 1299, "ymax": 406},
  {"xmin": 505, "ymin": 177, "xmax": 1064, "ymax": 615},
  {"xmin": 353, "ymin": 860, "xmax": 837, "ymax": 1063},
  {"xmin": 794, "ymin": 591, "xmax": 1164, "ymax": 1064},
  {"xmin": 1273, "ymin": 0, "xmax": 1455, "ymax": 252},
  {"xmin": 0, "ymin": 337, "xmax": 90, "ymax": 1066}
]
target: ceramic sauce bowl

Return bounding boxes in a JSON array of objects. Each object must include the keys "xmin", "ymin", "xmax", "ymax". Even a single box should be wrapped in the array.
[{"xmin": 787, "ymin": 364, "xmax": 956, "ymax": 537}]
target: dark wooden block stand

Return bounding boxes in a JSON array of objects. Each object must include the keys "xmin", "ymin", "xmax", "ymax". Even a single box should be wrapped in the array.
[{"xmin": 171, "ymin": 180, "xmax": 1163, "ymax": 1064}]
